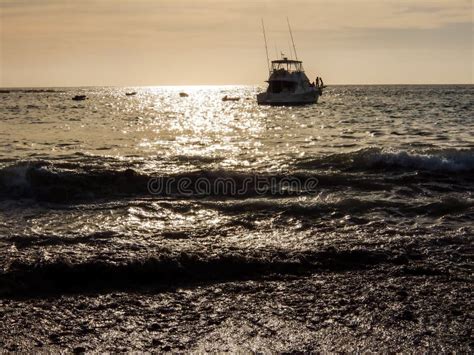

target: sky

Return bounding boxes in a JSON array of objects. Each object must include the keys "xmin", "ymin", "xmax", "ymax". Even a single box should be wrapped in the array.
[{"xmin": 0, "ymin": 0, "xmax": 472, "ymax": 87}]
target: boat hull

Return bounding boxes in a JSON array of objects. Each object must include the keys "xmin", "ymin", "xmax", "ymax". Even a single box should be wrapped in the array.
[{"xmin": 257, "ymin": 91, "xmax": 319, "ymax": 106}]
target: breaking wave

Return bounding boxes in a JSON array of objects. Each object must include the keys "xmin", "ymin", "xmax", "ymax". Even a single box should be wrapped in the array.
[
  {"xmin": 0, "ymin": 247, "xmax": 397, "ymax": 296},
  {"xmin": 0, "ymin": 162, "xmax": 150, "ymax": 202},
  {"xmin": 0, "ymin": 162, "xmax": 320, "ymax": 202},
  {"xmin": 1, "ymin": 149, "xmax": 472, "ymax": 202},
  {"xmin": 295, "ymin": 148, "xmax": 474, "ymax": 173}
]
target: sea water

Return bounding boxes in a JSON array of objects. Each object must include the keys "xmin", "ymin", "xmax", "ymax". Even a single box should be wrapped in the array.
[{"xmin": 0, "ymin": 85, "xmax": 472, "ymax": 351}]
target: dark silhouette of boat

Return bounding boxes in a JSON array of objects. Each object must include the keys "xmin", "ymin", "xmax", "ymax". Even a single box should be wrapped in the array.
[
  {"xmin": 72, "ymin": 95, "xmax": 87, "ymax": 101},
  {"xmin": 257, "ymin": 57, "xmax": 324, "ymax": 106},
  {"xmin": 257, "ymin": 19, "xmax": 324, "ymax": 106},
  {"xmin": 125, "ymin": 92, "xmax": 137, "ymax": 96},
  {"xmin": 179, "ymin": 92, "xmax": 189, "ymax": 97}
]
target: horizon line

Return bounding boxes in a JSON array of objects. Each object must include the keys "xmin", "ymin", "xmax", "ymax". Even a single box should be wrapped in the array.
[{"xmin": 1, "ymin": 83, "xmax": 473, "ymax": 89}]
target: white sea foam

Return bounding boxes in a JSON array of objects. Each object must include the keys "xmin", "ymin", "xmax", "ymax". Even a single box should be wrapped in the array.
[{"xmin": 360, "ymin": 148, "xmax": 474, "ymax": 173}]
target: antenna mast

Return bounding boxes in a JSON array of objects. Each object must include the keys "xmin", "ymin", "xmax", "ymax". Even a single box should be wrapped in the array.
[
  {"xmin": 287, "ymin": 17, "xmax": 298, "ymax": 61},
  {"xmin": 261, "ymin": 19, "xmax": 271, "ymax": 75}
]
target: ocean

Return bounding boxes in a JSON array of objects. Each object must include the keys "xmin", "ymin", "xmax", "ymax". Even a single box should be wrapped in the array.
[{"xmin": 0, "ymin": 85, "xmax": 472, "ymax": 351}]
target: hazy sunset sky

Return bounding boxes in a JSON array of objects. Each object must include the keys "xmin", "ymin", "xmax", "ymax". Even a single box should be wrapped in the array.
[{"xmin": 0, "ymin": 0, "xmax": 472, "ymax": 87}]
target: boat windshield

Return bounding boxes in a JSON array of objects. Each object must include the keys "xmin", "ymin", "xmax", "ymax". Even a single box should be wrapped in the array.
[
  {"xmin": 268, "ymin": 81, "xmax": 297, "ymax": 93},
  {"xmin": 271, "ymin": 59, "xmax": 303, "ymax": 73}
]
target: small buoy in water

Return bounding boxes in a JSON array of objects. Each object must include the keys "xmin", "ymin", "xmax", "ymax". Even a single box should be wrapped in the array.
[
  {"xmin": 179, "ymin": 92, "xmax": 189, "ymax": 97},
  {"xmin": 222, "ymin": 95, "xmax": 240, "ymax": 102},
  {"xmin": 72, "ymin": 95, "xmax": 87, "ymax": 101}
]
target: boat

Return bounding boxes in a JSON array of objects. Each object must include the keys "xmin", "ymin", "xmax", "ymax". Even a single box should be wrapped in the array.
[
  {"xmin": 125, "ymin": 91, "xmax": 137, "ymax": 96},
  {"xmin": 257, "ymin": 19, "xmax": 324, "ymax": 106},
  {"xmin": 257, "ymin": 57, "xmax": 323, "ymax": 106},
  {"xmin": 179, "ymin": 92, "xmax": 189, "ymax": 97},
  {"xmin": 72, "ymin": 95, "xmax": 87, "ymax": 101},
  {"xmin": 222, "ymin": 95, "xmax": 240, "ymax": 102}
]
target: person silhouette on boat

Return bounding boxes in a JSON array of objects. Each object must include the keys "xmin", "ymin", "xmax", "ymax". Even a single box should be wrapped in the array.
[
  {"xmin": 315, "ymin": 77, "xmax": 324, "ymax": 88},
  {"xmin": 314, "ymin": 77, "xmax": 324, "ymax": 95}
]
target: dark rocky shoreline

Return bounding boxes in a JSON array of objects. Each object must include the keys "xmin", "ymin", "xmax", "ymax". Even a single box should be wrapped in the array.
[{"xmin": 1, "ymin": 260, "xmax": 471, "ymax": 352}]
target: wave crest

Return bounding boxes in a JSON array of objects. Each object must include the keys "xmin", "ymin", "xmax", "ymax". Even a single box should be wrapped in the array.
[
  {"xmin": 296, "ymin": 148, "xmax": 474, "ymax": 173},
  {"xmin": 0, "ymin": 247, "xmax": 394, "ymax": 296}
]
